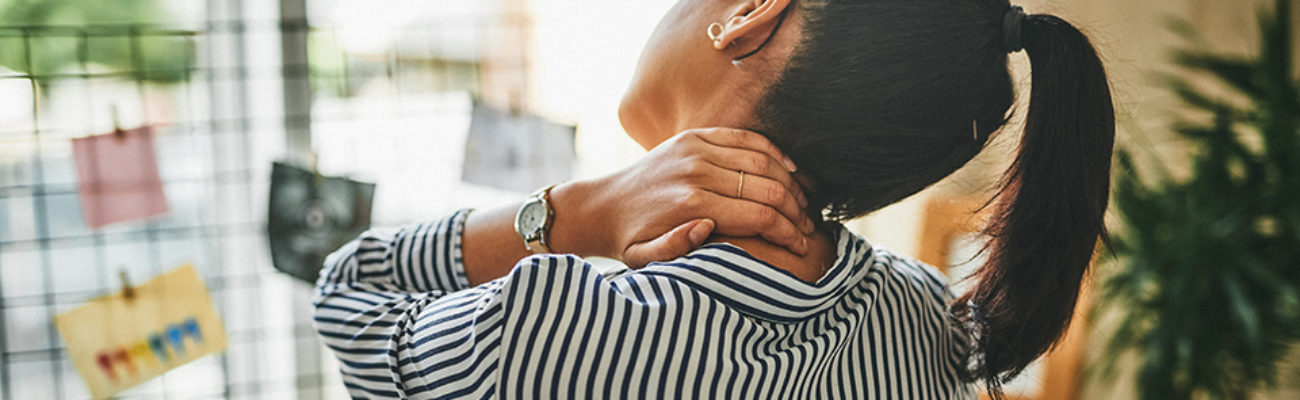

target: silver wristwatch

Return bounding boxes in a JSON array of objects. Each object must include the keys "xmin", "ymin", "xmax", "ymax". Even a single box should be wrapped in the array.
[{"xmin": 514, "ymin": 185, "xmax": 556, "ymax": 253}]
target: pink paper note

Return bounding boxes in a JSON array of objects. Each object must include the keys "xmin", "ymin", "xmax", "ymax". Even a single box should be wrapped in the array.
[{"xmin": 72, "ymin": 127, "xmax": 169, "ymax": 229}]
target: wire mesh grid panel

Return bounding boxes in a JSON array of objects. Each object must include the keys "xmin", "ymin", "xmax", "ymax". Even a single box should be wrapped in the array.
[
  {"xmin": 0, "ymin": 15, "xmax": 311, "ymax": 400},
  {"xmin": 0, "ymin": 0, "xmax": 530, "ymax": 398}
]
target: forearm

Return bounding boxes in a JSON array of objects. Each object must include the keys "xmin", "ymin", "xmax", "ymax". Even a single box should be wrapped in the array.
[
  {"xmin": 461, "ymin": 205, "xmax": 529, "ymax": 286},
  {"xmin": 462, "ymin": 179, "xmax": 612, "ymax": 286}
]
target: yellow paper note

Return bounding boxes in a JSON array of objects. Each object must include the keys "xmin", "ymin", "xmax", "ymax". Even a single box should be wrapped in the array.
[{"xmin": 55, "ymin": 265, "xmax": 227, "ymax": 399}]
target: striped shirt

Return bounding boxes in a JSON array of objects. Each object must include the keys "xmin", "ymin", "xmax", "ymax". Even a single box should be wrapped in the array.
[{"xmin": 313, "ymin": 209, "xmax": 977, "ymax": 399}]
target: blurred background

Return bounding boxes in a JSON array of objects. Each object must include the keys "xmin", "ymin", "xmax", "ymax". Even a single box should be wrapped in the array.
[{"xmin": 0, "ymin": 0, "xmax": 1296, "ymax": 399}]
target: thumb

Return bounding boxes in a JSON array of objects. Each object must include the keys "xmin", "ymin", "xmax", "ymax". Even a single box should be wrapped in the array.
[{"xmin": 623, "ymin": 218, "xmax": 715, "ymax": 269}]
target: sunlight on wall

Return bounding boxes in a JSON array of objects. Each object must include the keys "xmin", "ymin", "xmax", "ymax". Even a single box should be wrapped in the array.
[{"xmin": 528, "ymin": 0, "xmax": 671, "ymax": 180}]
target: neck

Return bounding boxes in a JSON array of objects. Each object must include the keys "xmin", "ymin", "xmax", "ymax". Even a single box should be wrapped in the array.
[
  {"xmin": 674, "ymin": 83, "xmax": 763, "ymax": 135},
  {"xmin": 633, "ymin": 63, "xmax": 772, "ymax": 144}
]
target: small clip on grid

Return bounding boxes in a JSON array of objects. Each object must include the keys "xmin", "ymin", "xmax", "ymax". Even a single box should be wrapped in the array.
[
  {"xmin": 111, "ymin": 104, "xmax": 126, "ymax": 138},
  {"xmin": 119, "ymin": 269, "xmax": 135, "ymax": 299}
]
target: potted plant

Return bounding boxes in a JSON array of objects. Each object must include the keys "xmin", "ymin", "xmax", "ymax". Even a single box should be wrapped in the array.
[{"xmin": 1102, "ymin": 0, "xmax": 1300, "ymax": 398}]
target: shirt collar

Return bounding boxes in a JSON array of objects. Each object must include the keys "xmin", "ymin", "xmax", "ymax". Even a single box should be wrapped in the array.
[{"xmin": 637, "ymin": 224, "xmax": 875, "ymax": 323}]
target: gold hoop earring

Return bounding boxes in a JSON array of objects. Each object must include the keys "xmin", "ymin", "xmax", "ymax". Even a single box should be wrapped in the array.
[{"xmin": 707, "ymin": 22, "xmax": 724, "ymax": 42}]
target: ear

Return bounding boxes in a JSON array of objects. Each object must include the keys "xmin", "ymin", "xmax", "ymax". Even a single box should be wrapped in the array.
[{"xmin": 712, "ymin": 0, "xmax": 793, "ymax": 50}]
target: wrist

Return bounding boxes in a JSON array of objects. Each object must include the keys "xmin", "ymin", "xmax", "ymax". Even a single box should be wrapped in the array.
[{"xmin": 547, "ymin": 178, "xmax": 613, "ymax": 257}]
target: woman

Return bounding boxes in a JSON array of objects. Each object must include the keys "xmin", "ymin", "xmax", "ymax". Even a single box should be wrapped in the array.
[{"xmin": 313, "ymin": 0, "xmax": 1113, "ymax": 398}]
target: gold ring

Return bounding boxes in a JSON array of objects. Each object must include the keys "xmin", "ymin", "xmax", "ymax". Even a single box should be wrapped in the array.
[{"xmin": 737, "ymin": 170, "xmax": 745, "ymax": 198}]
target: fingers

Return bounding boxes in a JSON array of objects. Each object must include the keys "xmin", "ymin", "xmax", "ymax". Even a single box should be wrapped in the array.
[
  {"xmin": 688, "ymin": 128, "xmax": 797, "ymax": 172},
  {"xmin": 676, "ymin": 146, "xmax": 810, "ymax": 234},
  {"xmin": 688, "ymin": 191, "xmax": 810, "ymax": 256},
  {"xmin": 715, "ymin": 166, "xmax": 813, "ymax": 234},
  {"xmin": 681, "ymin": 127, "xmax": 807, "ymax": 211},
  {"xmin": 623, "ymin": 218, "xmax": 715, "ymax": 269},
  {"xmin": 658, "ymin": 128, "xmax": 813, "ymax": 256},
  {"xmin": 698, "ymin": 145, "xmax": 807, "ymax": 209}
]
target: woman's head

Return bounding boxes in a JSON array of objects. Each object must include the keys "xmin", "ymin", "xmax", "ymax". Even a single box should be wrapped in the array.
[
  {"xmin": 623, "ymin": 0, "xmax": 1115, "ymax": 394},
  {"xmin": 619, "ymin": 0, "xmax": 800, "ymax": 149}
]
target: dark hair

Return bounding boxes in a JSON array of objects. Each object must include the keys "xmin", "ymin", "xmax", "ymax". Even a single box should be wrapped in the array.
[{"xmin": 756, "ymin": 0, "xmax": 1114, "ymax": 394}]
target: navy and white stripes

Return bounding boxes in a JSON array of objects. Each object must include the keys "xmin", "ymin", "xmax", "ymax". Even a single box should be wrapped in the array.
[{"xmin": 314, "ymin": 209, "xmax": 976, "ymax": 399}]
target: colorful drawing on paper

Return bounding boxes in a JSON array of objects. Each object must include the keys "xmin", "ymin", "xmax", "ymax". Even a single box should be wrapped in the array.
[
  {"xmin": 71, "ymin": 126, "xmax": 169, "ymax": 228},
  {"xmin": 94, "ymin": 317, "xmax": 202, "ymax": 382},
  {"xmin": 55, "ymin": 265, "xmax": 227, "ymax": 399}
]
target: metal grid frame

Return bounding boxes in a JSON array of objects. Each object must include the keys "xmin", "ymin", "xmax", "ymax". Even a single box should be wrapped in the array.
[
  {"xmin": 0, "ymin": 14, "xmax": 293, "ymax": 399},
  {"xmin": 0, "ymin": 0, "xmax": 514, "ymax": 398}
]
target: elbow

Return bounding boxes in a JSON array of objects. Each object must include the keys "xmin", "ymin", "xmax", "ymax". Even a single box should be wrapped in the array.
[{"xmin": 313, "ymin": 239, "xmax": 361, "ymax": 304}]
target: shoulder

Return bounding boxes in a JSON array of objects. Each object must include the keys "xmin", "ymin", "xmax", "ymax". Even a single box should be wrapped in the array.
[
  {"xmin": 494, "ymin": 253, "xmax": 661, "ymax": 309},
  {"xmin": 869, "ymin": 246, "xmax": 960, "ymax": 306},
  {"xmin": 496, "ymin": 254, "xmax": 601, "ymax": 298},
  {"xmin": 499, "ymin": 253, "xmax": 631, "ymax": 286},
  {"xmin": 867, "ymin": 246, "xmax": 977, "ymax": 391},
  {"xmin": 871, "ymin": 247, "xmax": 977, "ymax": 355},
  {"xmin": 491, "ymin": 253, "xmax": 721, "ymax": 331},
  {"xmin": 865, "ymin": 246, "xmax": 972, "ymax": 344}
]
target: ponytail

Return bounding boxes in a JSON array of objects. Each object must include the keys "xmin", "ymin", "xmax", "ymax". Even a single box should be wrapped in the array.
[
  {"xmin": 754, "ymin": 4, "xmax": 1114, "ymax": 393},
  {"xmin": 953, "ymin": 10, "xmax": 1115, "ymax": 394}
]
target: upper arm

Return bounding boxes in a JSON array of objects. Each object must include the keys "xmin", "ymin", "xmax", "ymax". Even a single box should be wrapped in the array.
[
  {"xmin": 313, "ymin": 264, "xmax": 509, "ymax": 399},
  {"xmin": 315, "ymin": 251, "xmax": 637, "ymax": 399}
]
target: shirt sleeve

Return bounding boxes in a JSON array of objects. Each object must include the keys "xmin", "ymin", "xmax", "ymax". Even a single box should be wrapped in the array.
[
  {"xmin": 315, "ymin": 209, "xmax": 473, "ymax": 297},
  {"xmin": 312, "ymin": 209, "xmax": 630, "ymax": 399},
  {"xmin": 312, "ymin": 209, "xmax": 489, "ymax": 398}
]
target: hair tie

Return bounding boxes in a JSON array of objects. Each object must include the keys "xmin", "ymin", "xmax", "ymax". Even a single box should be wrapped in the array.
[{"xmin": 1002, "ymin": 5, "xmax": 1026, "ymax": 53}]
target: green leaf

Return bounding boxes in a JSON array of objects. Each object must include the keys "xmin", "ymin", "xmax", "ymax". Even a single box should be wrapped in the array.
[{"xmin": 1173, "ymin": 52, "xmax": 1259, "ymax": 99}]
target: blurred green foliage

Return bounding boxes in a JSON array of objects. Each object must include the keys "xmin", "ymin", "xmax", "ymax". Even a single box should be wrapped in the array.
[
  {"xmin": 1103, "ymin": 0, "xmax": 1300, "ymax": 398},
  {"xmin": 308, "ymin": 32, "xmax": 351, "ymax": 98},
  {"xmin": 0, "ymin": 0, "xmax": 192, "ymax": 84}
]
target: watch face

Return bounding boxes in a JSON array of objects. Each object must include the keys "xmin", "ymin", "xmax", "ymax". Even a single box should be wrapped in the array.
[{"xmin": 517, "ymin": 200, "xmax": 547, "ymax": 233}]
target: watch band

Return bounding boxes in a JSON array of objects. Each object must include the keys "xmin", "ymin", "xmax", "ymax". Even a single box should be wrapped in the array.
[{"xmin": 522, "ymin": 185, "xmax": 556, "ymax": 253}]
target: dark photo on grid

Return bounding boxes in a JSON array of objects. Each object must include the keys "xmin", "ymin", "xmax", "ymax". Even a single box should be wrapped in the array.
[{"xmin": 267, "ymin": 162, "xmax": 375, "ymax": 283}]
